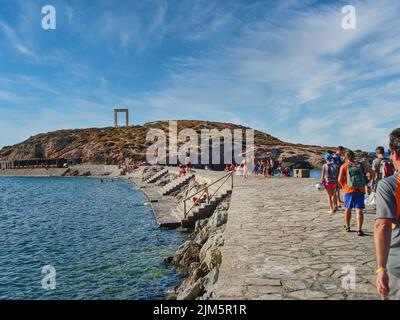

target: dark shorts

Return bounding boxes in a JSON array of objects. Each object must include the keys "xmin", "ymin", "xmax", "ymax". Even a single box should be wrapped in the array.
[{"xmin": 344, "ymin": 192, "xmax": 365, "ymax": 209}]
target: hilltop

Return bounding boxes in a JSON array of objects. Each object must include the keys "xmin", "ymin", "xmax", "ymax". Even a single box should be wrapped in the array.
[{"xmin": 0, "ymin": 120, "xmax": 370, "ymax": 169}]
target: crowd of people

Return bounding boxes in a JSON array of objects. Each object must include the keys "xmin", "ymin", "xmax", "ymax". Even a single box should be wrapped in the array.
[
  {"xmin": 224, "ymin": 158, "xmax": 291, "ymax": 178},
  {"xmin": 119, "ymin": 162, "xmax": 142, "ymax": 174},
  {"xmin": 319, "ymin": 129, "xmax": 400, "ymax": 300},
  {"xmin": 224, "ymin": 159, "xmax": 249, "ymax": 178},
  {"xmin": 320, "ymin": 145, "xmax": 396, "ymax": 236}
]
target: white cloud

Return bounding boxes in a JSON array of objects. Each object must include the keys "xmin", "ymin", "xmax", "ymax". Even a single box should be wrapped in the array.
[
  {"xmin": 1, "ymin": 0, "xmax": 400, "ymax": 152},
  {"xmin": 0, "ymin": 20, "xmax": 35, "ymax": 57},
  {"xmin": 128, "ymin": 0, "xmax": 400, "ymax": 150}
]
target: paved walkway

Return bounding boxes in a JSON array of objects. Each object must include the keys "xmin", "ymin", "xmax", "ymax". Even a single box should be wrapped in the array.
[{"xmin": 215, "ymin": 176, "xmax": 378, "ymax": 300}]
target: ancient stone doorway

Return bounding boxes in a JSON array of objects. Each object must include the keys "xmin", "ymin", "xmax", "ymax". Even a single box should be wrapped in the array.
[{"xmin": 114, "ymin": 109, "xmax": 129, "ymax": 127}]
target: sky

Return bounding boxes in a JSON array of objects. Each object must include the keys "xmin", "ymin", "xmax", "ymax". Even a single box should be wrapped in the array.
[{"xmin": 0, "ymin": 0, "xmax": 400, "ymax": 151}]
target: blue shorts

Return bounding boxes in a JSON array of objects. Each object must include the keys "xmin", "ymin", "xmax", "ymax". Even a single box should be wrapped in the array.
[{"xmin": 344, "ymin": 192, "xmax": 365, "ymax": 209}]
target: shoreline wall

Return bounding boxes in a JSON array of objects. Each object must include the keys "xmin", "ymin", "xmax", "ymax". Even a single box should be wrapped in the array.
[
  {"xmin": 0, "ymin": 168, "xmax": 69, "ymax": 177},
  {"xmin": 0, "ymin": 164, "xmax": 120, "ymax": 178}
]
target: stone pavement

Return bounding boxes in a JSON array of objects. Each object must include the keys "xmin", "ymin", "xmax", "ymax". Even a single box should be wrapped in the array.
[{"xmin": 215, "ymin": 176, "xmax": 378, "ymax": 300}]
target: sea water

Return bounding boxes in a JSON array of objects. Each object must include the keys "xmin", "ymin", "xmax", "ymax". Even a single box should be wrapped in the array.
[
  {"xmin": 0, "ymin": 177, "xmax": 186, "ymax": 300},
  {"xmin": 275, "ymin": 169, "xmax": 321, "ymax": 179}
]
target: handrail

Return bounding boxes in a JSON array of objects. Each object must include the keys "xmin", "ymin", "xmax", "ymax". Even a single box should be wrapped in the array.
[
  {"xmin": 182, "ymin": 171, "xmax": 234, "ymax": 219},
  {"xmin": 182, "ymin": 176, "xmax": 202, "ymax": 201},
  {"xmin": 208, "ymin": 173, "xmax": 232, "ymax": 202},
  {"xmin": 180, "ymin": 171, "xmax": 233, "ymax": 203}
]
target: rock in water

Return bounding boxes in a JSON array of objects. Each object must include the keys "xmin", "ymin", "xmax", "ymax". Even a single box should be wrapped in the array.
[{"xmin": 171, "ymin": 241, "xmax": 201, "ymax": 268}]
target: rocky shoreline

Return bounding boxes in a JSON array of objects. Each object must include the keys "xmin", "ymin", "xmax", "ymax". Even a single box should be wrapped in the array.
[{"xmin": 165, "ymin": 195, "xmax": 230, "ymax": 300}]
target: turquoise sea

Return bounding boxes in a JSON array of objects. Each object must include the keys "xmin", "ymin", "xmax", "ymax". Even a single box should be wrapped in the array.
[
  {"xmin": 0, "ymin": 177, "xmax": 186, "ymax": 300},
  {"xmin": 308, "ymin": 169, "xmax": 322, "ymax": 179}
]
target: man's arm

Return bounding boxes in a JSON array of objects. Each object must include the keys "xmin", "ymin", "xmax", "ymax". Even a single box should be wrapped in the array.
[
  {"xmin": 374, "ymin": 218, "xmax": 392, "ymax": 267},
  {"xmin": 363, "ymin": 162, "xmax": 376, "ymax": 181},
  {"xmin": 371, "ymin": 160, "xmax": 378, "ymax": 191},
  {"xmin": 338, "ymin": 165, "xmax": 345, "ymax": 187},
  {"xmin": 374, "ymin": 218, "xmax": 392, "ymax": 298}
]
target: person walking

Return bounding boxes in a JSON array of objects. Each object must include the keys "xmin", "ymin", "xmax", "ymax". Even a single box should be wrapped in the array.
[
  {"xmin": 185, "ymin": 154, "xmax": 192, "ymax": 173},
  {"xmin": 321, "ymin": 153, "xmax": 338, "ymax": 213},
  {"xmin": 240, "ymin": 158, "xmax": 247, "ymax": 178},
  {"xmin": 372, "ymin": 146, "xmax": 395, "ymax": 192},
  {"xmin": 338, "ymin": 150, "xmax": 375, "ymax": 236},
  {"xmin": 332, "ymin": 146, "xmax": 345, "ymax": 208},
  {"xmin": 374, "ymin": 128, "xmax": 400, "ymax": 300}
]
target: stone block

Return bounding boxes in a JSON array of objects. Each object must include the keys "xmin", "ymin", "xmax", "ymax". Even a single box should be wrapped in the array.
[{"xmin": 293, "ymin": 169, "xmax": 310, "ymax": 178}]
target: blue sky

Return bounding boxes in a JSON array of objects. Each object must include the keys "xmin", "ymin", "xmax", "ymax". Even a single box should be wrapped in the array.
[{"xmin": 0, "ymin": 0, "xmax": 400, "ymax": 151}]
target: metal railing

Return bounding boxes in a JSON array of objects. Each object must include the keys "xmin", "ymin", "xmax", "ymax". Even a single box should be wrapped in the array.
[{"xmin": 180, "ymin": 171, "xmax": 234, "ymax": 219}]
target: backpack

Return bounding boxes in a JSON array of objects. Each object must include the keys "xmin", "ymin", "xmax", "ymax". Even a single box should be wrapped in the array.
[
  {"xmin": 324, "ymin": 164, "xmax": 338, "ymax": 183},
  {"xmin": 332, "ymin": 155, "xmax": 343, "ymax": 168},
  {"xmin": 379, "ymin": 158, "xmax": 395, "ymax": 179},
  {"xmin": 347, "ymin": 163, "xmax": 367, "ymax": 189}
]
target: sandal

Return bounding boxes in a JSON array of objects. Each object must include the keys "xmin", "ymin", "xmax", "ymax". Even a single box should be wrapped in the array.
[
  {"xmin": 357, "ymin": 230, "xmax": 364, "ymax": 236},
  {"xmin": 344, "ymin": 225, "xmax": 351, "ymax": 232}
]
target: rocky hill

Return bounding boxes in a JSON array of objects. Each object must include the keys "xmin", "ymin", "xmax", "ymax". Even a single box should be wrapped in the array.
[{"xmin": 0, "ymin": 120, "xmax": 370, "ymax": 169}]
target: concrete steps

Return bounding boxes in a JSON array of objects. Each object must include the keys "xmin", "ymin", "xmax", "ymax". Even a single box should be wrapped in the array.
[
  {"xmin": 162, "ymin": 174, "xmax": 194, "ymax": 196},
  {"xmin": 180, "ymin": 190, "xmax": 231, "ymax": 228},
  {"xmin": 144, "ymin": 169, "xmax": 168, "ymax": 183}
]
